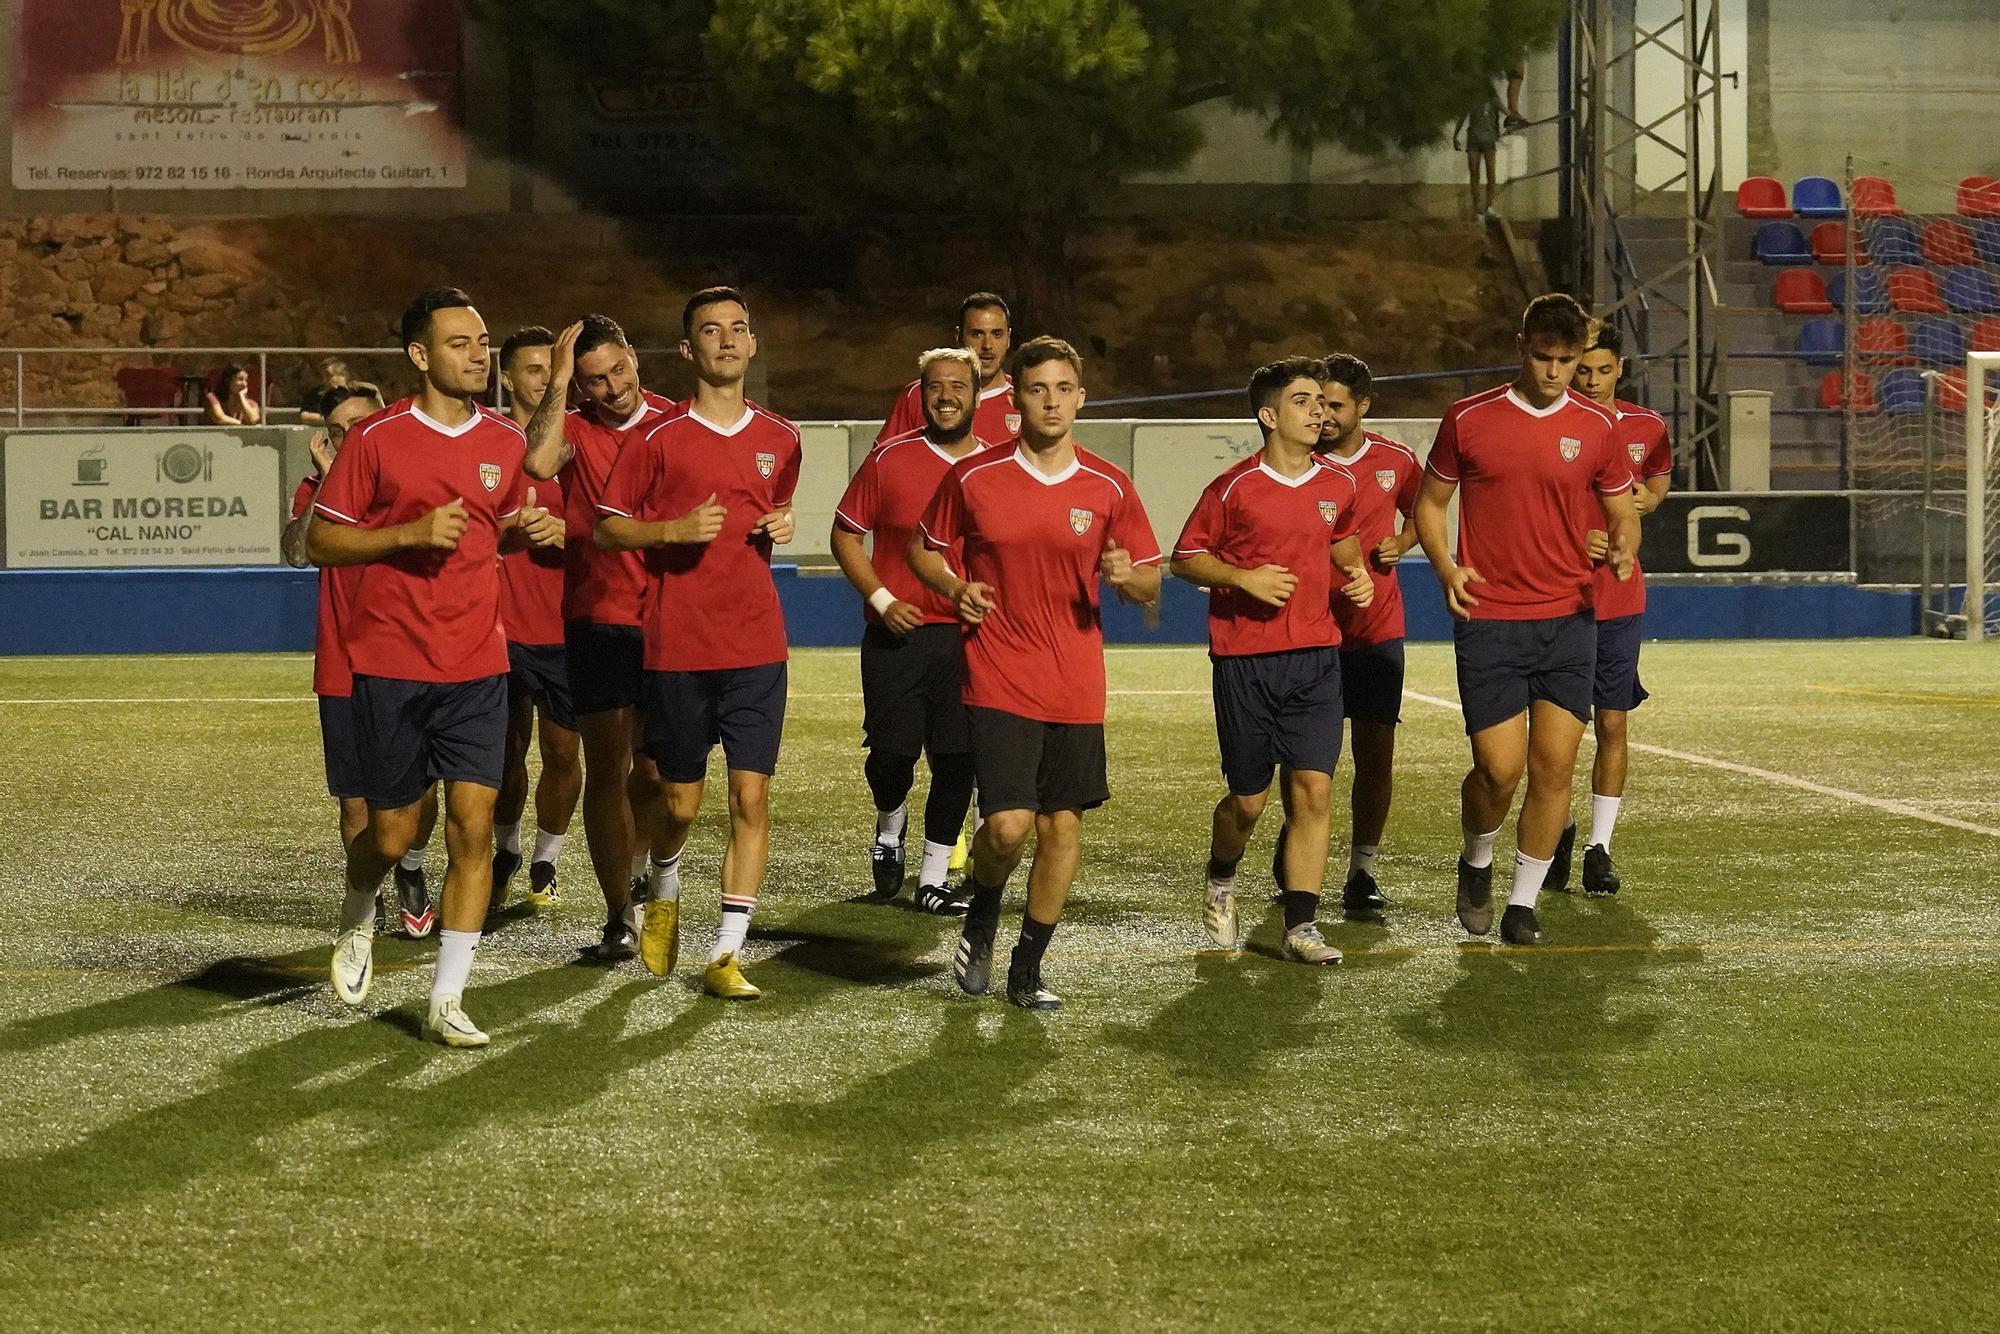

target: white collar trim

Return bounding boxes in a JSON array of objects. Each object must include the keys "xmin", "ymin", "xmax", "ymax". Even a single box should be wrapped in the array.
[
  {"xmin": 613, "ymin": 398, "xmax": 653, "ymax": 431},
  {"xmin": 1505, "ymin": 388, "xmax": 1567, "ymax": 419},
  {"xmin": 1013, "ymin": 445, "xmax": 1079, "ymax": 486},
  {"xmin": 925, "ymin": 432, "xmax": 978, "ymax": 465},
  {"xmin": 1257, "ymin": 459, "xmax": 1320, "ymax": 489},
  {"xmin": 978, "ymin": 378, "xmax": 1013, "ymax": 402},
  {"xmin": 689, "ymin": 405, "xmax": 752, "ymax": 437},
  {"xmin": 410, "ymin": 402, "xmax": 482, "ymax": 438}
]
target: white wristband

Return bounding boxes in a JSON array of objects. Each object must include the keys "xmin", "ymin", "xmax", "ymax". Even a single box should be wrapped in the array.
[{"xmin": 868, "ymin": 587, "xmax": 897, "ymax": 615}]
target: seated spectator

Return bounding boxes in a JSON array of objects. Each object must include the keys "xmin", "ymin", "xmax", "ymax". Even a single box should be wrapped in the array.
[
  {"xmin": 298, "ymin": 357, "xmax": 379, "ymax": 425},
  {"xmin": 204, "ymin": 365, "xmax": 263, "ymax": 426}
]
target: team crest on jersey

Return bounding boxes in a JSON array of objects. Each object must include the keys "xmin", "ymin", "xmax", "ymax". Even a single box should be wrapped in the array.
[
  {"xmin": 1375, "ymin": 468, "xmax": 1396, "ymax": 492},
  {"xmin": 479, "ymin": 462, "xmax": 501, "ymax": 492},
  {"xmin": 1627, "ymin": 440, "xmax": 1647, "ymax": 464},
  {"xmin": 1318, "ymin": 499, "xmax": 1339, "ymax": 526},
  {"xmin": 1559, "ymin": 436, "xmax": 1582, "ymax": 462},
  {"xmin": 1006, "ymin": 412, "xmax": 1023, "ymax": 434},
  {"xmin": 1069, "ymin": 507, "xmax": 1093, "ymax": 535},
  {"xmin": 755, "ymin": 452, "xmax": 776, "ymax": 478}
]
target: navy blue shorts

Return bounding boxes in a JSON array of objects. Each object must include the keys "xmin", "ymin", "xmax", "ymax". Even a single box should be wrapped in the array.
[
  {"xmin": 643, "ymin": 661, "xmax": 788, "ymax": 783},
  {"xmin": 507, "ymin": 641, "xmax": 577, "ymax": 732},
  {"xmin": 860, "ymin": 622, "xmax": 970, "ymax": 758},
  {"xmin": 1593, "ymin": 613, "xmax": 1650, "ymax": 713},
  {"xmin": 351, "ymin": 673, "xmax": 509, "ymax": 810},
  {"xmin": 317, "ymin": 692, "xmax": 365, "ymax": 800},
  {"xmin": 1338, "ymin": 638, "xmax": 1405, "ymax": 727},
  {"xmin": 564, "ymin": 620, "xmax": 644, "ymax": 717},
  {"xmin": 967, "ymin": 706, "xmax": 1109, "ymax": 815},
  {"xmin": 1452, "ymin": 612, "xmax": 1595, "ymax": 735},
  {"xmin": 1211, "ymin": 647, "xmax": 1343, "ymax": 796}
]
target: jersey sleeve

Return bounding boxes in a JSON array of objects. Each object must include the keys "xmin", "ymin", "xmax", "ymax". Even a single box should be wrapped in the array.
[
  {"xmin": 312, "ymin": 425, "xmax": 376, "ymax": 525},
  {"xmin": 1640, "ymin": 418, "xmax": 1674, "ymax": 478},
  {"xmin": 1330, "ymin": 474, "xmax": 1361, "ymax": 544},
  {"xmin": 1111, "ymin": 484, "xmax": 1163, "ymax": 566},
  {"xmin": 598, "ymin": 427, "xmax": 660, "ymax": 519},
  {"xmin": 773, "ymin": 434, "xmax": 803, "ymax": 510},
  {"xmin": 833, "ymin": 450, "xmax": 880, "ymax": 535},
  {"xmin": 289, "ymin": 477, "xmax": 318, "ymax": 521},
  {"xmin": 874, "ymin": 382, "xmax": 922, "ymax": 446},
  {"xmin": 918, "ymin": 466, "xmax": 967, "ymax": 551},
  {"xmin": 1394, "ymin": 455, "xmax": 1422, "ymax": 518},
  {"xmin": 1172, "ymin": 480, "xmax": 1225, "ymax": 559},
  {"xmin": 1592, "ymin": 423, "xmax": 1636, "ymax": 494},
  {"xmin": 1425, "ymin": 412, "xmax": 1461, "ymax": 482},
  {"xmin": 499, "ymin": 457, "xmax": 529, "ymax": 521}
]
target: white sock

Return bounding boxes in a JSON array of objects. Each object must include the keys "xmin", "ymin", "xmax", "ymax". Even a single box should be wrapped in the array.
[
  {"xmin": 1206, "ymin": 865, "xmax": 1236, "ymax": 907},
  {"xmin": 1349, "ymin": 844, "xmax": 1378, "ymax": 876},
  {"xmin": 712, "ymin": 897, "xmax": 754, "ymax": 961},
  {"xmin": 918, "ymin": 839, "xmax": 953, "ymax": 888},
  {"xmin": 399, "ymin": 847, "xmax": 427, "ymax": 872},
  {"xmin": 629, "ymin": 853, "xmax": 648, "ymax": 883},
  {"xmin": 876, "ymin": 804, "xmax": 908, "ymax": 846},
  {"xmin": 431, "ymin": 928, "xmax": 480, "ymax": 1001},
  {"xmin": 495, "ymin": 822, "xmax": 522, "ymax": 856},
  {"xmin": 1589, "ymin": 794, "xmax": 1622, "ymax": 852},
  {"xmin": 1509, "ymin": 851, "xmax": 1552, "ymax": 909},
  {"xmin": 1461, "ymin": 826, "xmax": 1502, "ymax": 870},
  {"xmin": 647, "ymin": 851, "xmax": 682, "ymax": 902},
  {"xmin": 532, "ymin": 828, "xmax": 566, "ymax": 866},
  {"xmin": 338, "ymin": 884, "xmax": 377, "ymax": 934}
]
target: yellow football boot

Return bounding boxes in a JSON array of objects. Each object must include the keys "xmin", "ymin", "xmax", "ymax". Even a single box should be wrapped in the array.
[
  {"xmin": 703, "ymin": 952, "xmax": 762, "ymax": 1000},
  {"xmin": 639, "ymin": 896, "xmax": 679, "ymax": 977}
]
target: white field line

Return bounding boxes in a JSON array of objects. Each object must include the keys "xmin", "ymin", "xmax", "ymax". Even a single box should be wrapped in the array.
[
  {"xmin": 0, "ymin": 696, "xmax": 308, "ymax": 705},
  {"xmin": 1401, "ymin": 688, "xmax": 2000, "ymax": 840}
]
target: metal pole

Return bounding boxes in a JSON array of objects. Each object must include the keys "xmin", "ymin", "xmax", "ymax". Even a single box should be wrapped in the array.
[
  {"xmin": 14, "ymin": 353, "xmax": 22, "ymax": 427},
  {"xmin": 1970, "ymin": 356, "xmax": 1988, "ymax": 642}
]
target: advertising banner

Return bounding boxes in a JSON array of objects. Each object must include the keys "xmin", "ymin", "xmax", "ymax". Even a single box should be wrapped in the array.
[{"xmin": 1638, "ymin": 493, "xmax": 1854, "ymax": 574}]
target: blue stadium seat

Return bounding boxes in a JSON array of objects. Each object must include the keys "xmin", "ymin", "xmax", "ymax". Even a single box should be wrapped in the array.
[
  {"xmin": 1754, "ymin": 221, "xmax": 1812, "ymax": 265},
  {"xmin": 1974, "ymin": 219, "xmax": 2000, "ymax": 267},
  {"xmin": 1942, "ymin": 266, "xmax": 2000, "ymax": 314},
  {"xmin": 1792, "ymin": 176, "xmax": 1844, "ymax": 218},
  {"xmin": 1876, "ymin": 369, "xmax": 1927, "ymax": 413},
  {"xmin": 1866, "ymin": 217, "xmax": 1923, "ymax": 267},
  {"xmin": 1828, "ymin": 269, "xmax": 1888, "ymax": 314},
  {"xmin": 1910, "ymin": 318, "xmax": 1968, "ymax": 366},
  {"xmin": 1796, "ymin": 318, "xmax": 1843, "ymax": 367}
]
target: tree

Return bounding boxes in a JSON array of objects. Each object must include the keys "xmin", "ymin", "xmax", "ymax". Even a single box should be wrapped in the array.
[{"xmin": 473, "ymin": 0, "xmax": 1564, "ymax": 335}]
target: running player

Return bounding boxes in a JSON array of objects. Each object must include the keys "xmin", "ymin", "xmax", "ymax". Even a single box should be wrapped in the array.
[
  {"xmin": 1171, "ymin": 356, "xmax": 1373, "ymax": 965},
  {"xmin": 597, "ymin": 287, "xmax": 801, "ymax": 1001},
  {"xmin": 1413, "ymin": 294, "xmax": 1640, "ymax": 947},
  {"xmin": 832, "ymin": 347, "xmax": 990, "ymax": 913},
  {"xmin": 875, "ymin": 292, "xmax": 1018, "ymax": 446},
  {"xmin": 281, "ymin": 384, "xmax": 441, "ymax": 937},
  {"xmin": 521, "ymin": 314, "xmax": 678, "ymax": 961},
  {"xmin": 492, "ymin": 326, "xmax": 582, "ymax": 910},
  {"xmin": 309, "ymin": 286, "xmax": 563, "ymax": 1046},
  {"xmin": 1556, "ymin": 321, "xmax": 1673, "ymax": 895},
  {"xmin": 910, "ymin": 336, "xmax": 1163, "ymax": 1011}
]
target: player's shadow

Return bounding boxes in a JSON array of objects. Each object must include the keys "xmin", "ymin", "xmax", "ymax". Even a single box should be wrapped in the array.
[
  {"xmin": 748, "ymin": 1005, "xmax": 1068, "ymax": 1190},
  {"xmin": 1392, "ymin": 896, "xmax": 1701, "ymax": 1081},
  {"xmin": 745, "ymin": 895, "xmax": 955, "ymax": 999}
]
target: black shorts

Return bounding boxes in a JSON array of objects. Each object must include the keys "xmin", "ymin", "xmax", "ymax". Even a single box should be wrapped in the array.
[
  {"xmin": 1338, "ymin": 638, "xmax": 1406, "ymax": 727},
  {"xmin": 317, "ymin": 692, "xmax": 365, "ymax": 800},
  {"xmin": 967, "ymin": 706, "xmax": 1109, "ymax": 815},
  {"xmin": 1593, "ymin": 613, "xmax": 1650, "ymax": 713},
  {"xmin": 1211, "ymin": 648, "xmax": 1343, "ymax": 796},
  {"xmin": 350, "ymin": 673, "xmax": 508, "ymax": 810},
  {"xmin": 564, "ymin": 620, "xmax": 644, "ymax": 717},
  {"xmin": 643, "ymin": 661, "xmax": 788, "ymax": 783},
  {"xmin": 1453, "ymin": 612, "xmax": 1596, "ymax": 735},
  {"xmin": 860, "ymin": 622, "xmax": 970, "ymax": 758},
  {"xmin": 507, "ymin": 641, "xmax": 577, "ymax": 732}
]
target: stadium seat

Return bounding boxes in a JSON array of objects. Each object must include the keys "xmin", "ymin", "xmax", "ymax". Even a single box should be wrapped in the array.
[
  {"xmin": 1792, "ymin": 176, "xmax": 1844, "ymax": 219},
  {"xmin": 1876, "ymin": 368, "xmax": 1926, "ymax": 413},
  {"xmin": 1754, "ymin": 221, "xmax": 1812, "ymax": 265},
  {"xmin": 1866, "ymin": 217, "xmax": 1923, "ymax": 267},
  {"xmin": 114, "ymin": 366, "xmax": 183, "ymax": 427},
  {"xmin": 1974, "ymin": 220, "xmax": 2000, "ymax": 266},
  {"xmin": 1957, "ymin": 176, "xmax": 2000, "ymax": 218},
  {"xmin": 1812, "ymin": 221, "xmax": 1864, "ymax": 266},
  {"xmin": 1911, "ymin": 317, "xmax": 1968, "ymax": 366},
  {"xmin": 1851, "ymin": 176, "xmax": 1903, "ymax": 217},
  {"xmin": 1826, "ymin": 269, "xmax": 1887, "ymax": 314},
  {"xmin": 1942, "ymin": 266, "xmax": 2000, "ymax": 314},
  {"xmin": 1923, "ymin": 220, "xmax": 1978, "ymax": 266},
  {"xmin": 1774, "ymin": 269, "xmax": 1834, "ymax": 313},
  {"xmin": 1797, "ymin": 319, "xmax": 1843, "ymax": 367},
  {"xmin": 1737, "ymin": 176, "xmax": 1791, "ymax": 219},
  {"xmin": 1886, "ymin": 268, "xmax": 1947, "ymax": 314},
  {"xmin": 1970, "ymin": 317, "xmax": 2000, "ymax": 353},
  {"xmin": 1819, "ymin": 369, "xmax": 1874, "ymax": 411},
  {"xmin": 1857, "ymin": 317, "xmax": 1911, "ymax": 363}
]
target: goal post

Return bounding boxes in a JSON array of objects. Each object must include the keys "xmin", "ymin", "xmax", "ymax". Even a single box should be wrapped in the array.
[{"xmin": 1970, "ymin": 351, "xmax": 1998, "ymax": 642}]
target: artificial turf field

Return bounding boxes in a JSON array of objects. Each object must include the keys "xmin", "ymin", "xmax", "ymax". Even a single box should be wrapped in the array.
[{"xmin": 1, "ymin": 639, "xmax": 1996, "ymax": 1332}]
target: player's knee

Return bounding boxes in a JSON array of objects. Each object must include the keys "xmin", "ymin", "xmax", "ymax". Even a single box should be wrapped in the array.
[
  {"xmin": 727, "ymin": 778, "xmax": 769, "ymax": 827},
  {"xmin": 1286, "ymin": 771, "xmax": 1332, "ymax": 819},
  {"xmin": 662, "ymin": 783, "xmax": 703, "ymax": 827},
  {"xmin": 1225, "ymin": 788, "xmax": 1269, "ymax": 824},
  {"xmin": 1472, "ymin": 756, "xmax": 1524, "ymax": 792},
  {"xmin": 1595, "ymin": 710, "xmax": 1628, "ymax": 746},
  {"xmin": 983, "ymin": 809, "xmax": 1033, "ymax": 854},
  {"xmin": 1033, "ymin": 810, "xmax": 1081, "ymax": 850}
]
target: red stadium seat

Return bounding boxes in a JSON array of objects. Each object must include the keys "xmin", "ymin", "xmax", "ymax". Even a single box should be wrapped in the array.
[
  {"xmin": 1958, "ymin": 176, "xmax": 2000, "ymax": 218},
  {"xmin": 1970, "ymin": 317, "xmax": 2000, "ymax": 353},
  {"xmin": 1923, "ymin": 220, "xmax": 1978, "ymax": 266},
  {"xmin": 1812, "ymin": 222, "xmax": 1865, "ymax": 266},
  {"xmin": 1851, "ymin": 176, "xmax": 1903, "ymax": 218},
  {"xmin": 1856, "ymin": 317, "xmax": 1911, "ymax": 363},
  {"xmin": 1736, "ymin": 176, "xmax": 1791, "ymax": 219},
  {"xmin": 1820, "ymin": 369, "xmax": 1875, "ymax": 412},
  {"xmin": 1885, "ymin": 268, "xmax": 1947, "ymax": 314},
  {"xmin": 1774, "ymin": 269, "xmax": 1834, "ymax": 314},
  {"xmin": 114, "ymin": 366, "xmax": 184, "ymax": 427}
]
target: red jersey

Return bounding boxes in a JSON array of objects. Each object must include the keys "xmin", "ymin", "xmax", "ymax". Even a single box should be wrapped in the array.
[
  {"xmin": 558, "ymin": 390, "xmax": 678, "ymax": 627},
  {"xmin": 875, "ymin": 375, "xmax": 1018, "ymax": 446},
  {"xmin": 1425, "ymin": 386, "xmax": 1630, "ymax": 621},
  {"xmin": 291, "ymin": 476, "xmax": 361, "ymax": 697},
  {"xmin": 834, "ymin": 427, "xmax": 992, "ymax": 626},
  {"xmin": 1592, "ymin": 401, "xmax": 1673, "ymax": 621},
  {"xmin": 919, "ymin": 444, "xmax": 1162, "ymax": 725},
  {"xmin": 598, "ymin": 401, "xmax": 802, "ymax": 672},
  {"xmin": 499, "ymin": 469, "xmax": 566, "ymax": 646},
  {"xmin": 1318, "ymin": 431, "xmax": 1423, "ymax": 647},
  {"xmin": 313, "ymin": 399, "xmax": 528, "ymax": 683},
  {"xmin": 1173, "ymin": 453, "xmax": 1360, "ymax": 657}
]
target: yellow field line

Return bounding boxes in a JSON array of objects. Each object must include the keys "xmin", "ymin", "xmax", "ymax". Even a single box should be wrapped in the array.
[{"xmin": 1807, "ymin": 684, "xmax": 2000, "ymax": 707}]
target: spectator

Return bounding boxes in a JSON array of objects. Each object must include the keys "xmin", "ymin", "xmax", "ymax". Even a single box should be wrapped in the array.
[
  {"xmin": 1454, "ymin": 83, "xmax": 1503, "ymax": 221},
  {"xmin": 298, "ymin": 357, "xmax": 379, "ymax": 425},
  {"xmin": 204, "ymin": 365, "xmax": 263, "ymax": 426},
  {"xmin": 1505, "ymin": 62, "xmax": 1528, "ymax": 131}
]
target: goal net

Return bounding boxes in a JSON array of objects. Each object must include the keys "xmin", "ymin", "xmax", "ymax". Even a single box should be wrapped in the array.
[{"xmin": 1969, "ymin": 351, "xmax": 1999, "ymax": 640}]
